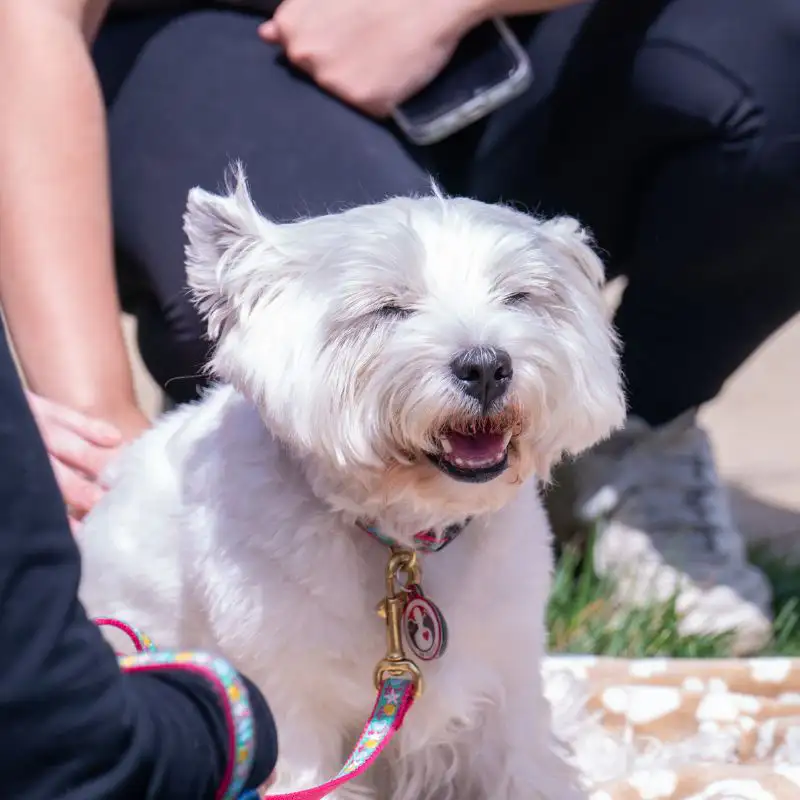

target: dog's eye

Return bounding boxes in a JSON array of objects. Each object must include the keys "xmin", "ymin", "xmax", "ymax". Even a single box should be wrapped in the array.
[
  {"xmin": 504, "ymin": 292, "xmax": 531, "ymax": 307},
  {"xmin": 376, "ymin": 303, "xmax": 413, "ymax": 320}
]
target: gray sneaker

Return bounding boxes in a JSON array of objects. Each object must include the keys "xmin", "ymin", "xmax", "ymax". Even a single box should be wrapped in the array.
[{"xmin": 562, "ymin": 411, "xmax": 773, "ymax": 655}]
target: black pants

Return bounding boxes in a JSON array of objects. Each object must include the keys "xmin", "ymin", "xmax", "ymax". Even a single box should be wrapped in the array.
[{"xmin": 95, "ymin": 0, "xmax": 800, "ymax": 425}]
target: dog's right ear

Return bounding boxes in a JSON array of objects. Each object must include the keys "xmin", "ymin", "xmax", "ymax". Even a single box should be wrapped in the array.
[
  {"xmin": 538, "ymin": 216, "xmax": 605, "ymax": 290},
  {"xmin": 184, "ymin": 166, "xmax": 277, "ymax": 339}
]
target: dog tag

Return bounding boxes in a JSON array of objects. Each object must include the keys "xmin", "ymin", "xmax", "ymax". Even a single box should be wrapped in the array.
[{"xmin": 402, "ymin": 585, "xmax": 448, "ymax": 662}]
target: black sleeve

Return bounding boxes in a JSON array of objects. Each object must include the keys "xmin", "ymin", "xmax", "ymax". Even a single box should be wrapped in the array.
[{"xmin": 0, "ymin": 323, "xmax": 277, "ymax": 799}]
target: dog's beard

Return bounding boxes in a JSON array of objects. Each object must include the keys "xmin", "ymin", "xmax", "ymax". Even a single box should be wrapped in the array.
[
  {"xmin": 374, "ymin": 434, "xmax": 536, "ymax": 525},
  {"xmin": 344, "ymin": 400, "xmax": 535, "ymax": 524},
  {"xmin": 291, "ymin": 386, "xmax": 539, "ymax": 533}
]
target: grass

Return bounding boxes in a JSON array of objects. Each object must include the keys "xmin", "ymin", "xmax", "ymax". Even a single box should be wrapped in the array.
[{"xmin": 546, "ymin": 532, "xmax": 800, "ymax": 658}]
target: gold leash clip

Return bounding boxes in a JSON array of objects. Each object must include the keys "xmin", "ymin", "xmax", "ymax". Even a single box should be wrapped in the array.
[{"xmin": 373, "ymin": 547, "xmax": 424, "ymax": 698}]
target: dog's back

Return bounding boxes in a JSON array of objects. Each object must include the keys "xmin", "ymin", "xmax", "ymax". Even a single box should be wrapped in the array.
[{"xmin": 80, "ymin": 384, "xmax": 271, "ymax": 647}]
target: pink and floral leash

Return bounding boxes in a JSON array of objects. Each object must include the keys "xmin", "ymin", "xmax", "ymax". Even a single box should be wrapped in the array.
[{"xmin": 95, "ymin": 543, "xmax": 436, "ymax": 799}]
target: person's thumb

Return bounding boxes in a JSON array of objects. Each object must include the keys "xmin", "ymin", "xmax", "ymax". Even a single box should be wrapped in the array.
[{"xmin": 258, "ymin": 20, "xmax": 280, "ymax": 43}]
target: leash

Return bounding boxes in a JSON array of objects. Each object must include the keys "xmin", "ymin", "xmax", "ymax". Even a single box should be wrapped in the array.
[
  {"xmin": 97, "ymin": 545, "xmax": 437, "ymax": 799},
  {"xmin": 263, "ymin": 547, "xmax": 425, "ymax": 799},
  {"xmin": 261, "ymin": 676, "xmax": 416, "ymax": 800}
]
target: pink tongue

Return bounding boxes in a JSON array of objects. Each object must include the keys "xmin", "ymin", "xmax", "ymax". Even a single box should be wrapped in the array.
[{"xmin": 446, "ymin": 431, "xmax": 505, "ymax": 460}]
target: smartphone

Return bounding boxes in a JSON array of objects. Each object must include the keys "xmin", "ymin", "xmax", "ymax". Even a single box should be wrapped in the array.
[{"xmin": 392, "ymin": 18, "xmax": 532, "ymax": 146}]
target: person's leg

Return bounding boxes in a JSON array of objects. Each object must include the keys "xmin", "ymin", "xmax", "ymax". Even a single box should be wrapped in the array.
[
  {"xmin": 567, "ymin": 0, "xmax": 800, "ymax": 426},
  {"xmin": 452, "ymin": 0, "xmax": 800, "ymax": 651},
  {"xmin": 570, "ymin": 0, "xmax": 800, "ymax": 653},
  {"xmin": 94, "ymin": 9, "xmax": 430, "ymax": 402},
  {"xmin": 588, "ymin": 0, "xmax": 800, "ymax": 651}
]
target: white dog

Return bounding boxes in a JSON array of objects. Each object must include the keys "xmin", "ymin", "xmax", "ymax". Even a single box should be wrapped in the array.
[{"xmin": 79, "ymin": 172, "xmax": 624, "ymax": 800}]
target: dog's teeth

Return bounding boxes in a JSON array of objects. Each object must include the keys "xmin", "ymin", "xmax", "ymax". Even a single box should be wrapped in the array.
[
  {"xmin": 459, "ymin": 453, "xmax": 504, "ymax": 469},
  {"xmin": 439, "ymin": 436, "xmax": 453, "ymax": 454},
  {"xmin": 445, "ymin": 447, "xmax": 508, "ymax": 471},
  {"xmin": 502, "ymin": 430, "xmax": 513, "ymax": 448}
]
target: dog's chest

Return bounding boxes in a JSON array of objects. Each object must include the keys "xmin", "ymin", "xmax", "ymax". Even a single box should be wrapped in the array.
[
  {"xmin": 198, "ymin": 503, "xmax": 543, "ymax": 746},
  {"xmin": 201, "ymin": 530, "xmax": 393, "ymax": 709}
]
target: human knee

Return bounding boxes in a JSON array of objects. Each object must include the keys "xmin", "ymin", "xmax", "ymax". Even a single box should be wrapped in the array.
[{"xmin": 633, "ymin": 0, "xmax": 800, "ymax": 161}]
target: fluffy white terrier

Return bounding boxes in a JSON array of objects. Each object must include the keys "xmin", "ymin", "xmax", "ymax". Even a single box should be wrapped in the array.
[{"xmin": 79, "ymin": 172, "xmax": 624, "ymax": 800}]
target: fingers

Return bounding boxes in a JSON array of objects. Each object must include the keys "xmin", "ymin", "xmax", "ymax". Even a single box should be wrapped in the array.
[
  {"xmin": 50, "ymin": 458, "xmax": 105, "ymax": 519},
  {"xmin": 257, "ymin": 20, "xmax": 280, "ymax": 43},
  {"xmin": 24, "ymin": 393, "xmax": 117, "ymax": 521},
  {"xmin": 26, "ymin": 391, "xmax": 122, "ymax": 447},
  {"xmin": 41, "ymin": 418, "xmax": 118, "ymax": 481},
  {"xmin": 26, "ymin": 391, "xmax": 121, "ymax": 481}
]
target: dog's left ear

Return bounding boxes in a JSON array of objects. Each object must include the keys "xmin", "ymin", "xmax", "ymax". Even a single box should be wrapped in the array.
[
  {"xmin": 538, "ymin": 216, "xmax": 605, "ymax": 289},
  {"xmin": 535, "ymin": 215, "xmax": 624, "ymax": 464},
  {"xmin": 184, "ymin": 167, "xmax": 277, "ymax": 339}
]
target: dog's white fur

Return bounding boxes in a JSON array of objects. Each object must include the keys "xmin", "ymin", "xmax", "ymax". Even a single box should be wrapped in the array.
[{"xmin": 79, "ymin": 173, "xmax": 624, "ymax": 800}]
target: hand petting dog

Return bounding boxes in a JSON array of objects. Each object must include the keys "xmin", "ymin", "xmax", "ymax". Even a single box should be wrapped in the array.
[
  {"xmin": 26, "ymin": 391, "xmax": 121, "ymax": 530},
  {"xmin": 26, "ymin": 391, "xmax": 149, "ymax": 531}
]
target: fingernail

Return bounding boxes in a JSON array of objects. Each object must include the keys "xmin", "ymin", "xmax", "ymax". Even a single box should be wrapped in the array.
[{"xmin": 258, "ymin": 21, "xmax": 276, "ymax": 39}]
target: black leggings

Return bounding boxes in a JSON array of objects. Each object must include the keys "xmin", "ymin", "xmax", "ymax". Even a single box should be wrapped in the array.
[{"xmin": 94, "ymin": 0, "xmax": 800, "ymax": 424}]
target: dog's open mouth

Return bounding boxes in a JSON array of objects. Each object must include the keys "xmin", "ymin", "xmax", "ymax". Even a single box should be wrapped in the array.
[{"xmin": 427, "ymin": 416, "xmax": 516, "ymax": 483}]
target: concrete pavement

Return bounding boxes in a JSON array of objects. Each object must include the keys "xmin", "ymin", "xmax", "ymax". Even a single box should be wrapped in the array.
[{"xmin": 701, "ymin": 314, "xmax": 800, "ymax": 553}]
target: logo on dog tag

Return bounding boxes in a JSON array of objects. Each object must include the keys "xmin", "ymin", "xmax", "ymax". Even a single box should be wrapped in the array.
[{"xmin": 403, "ymin": 586, "xmax": 448, "ymax": 661}]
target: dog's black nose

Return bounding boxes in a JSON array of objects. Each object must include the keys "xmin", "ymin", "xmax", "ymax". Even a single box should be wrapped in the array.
[{"xmin": 450, "ymin": 347, "xmax": 513, "ymax": 413}]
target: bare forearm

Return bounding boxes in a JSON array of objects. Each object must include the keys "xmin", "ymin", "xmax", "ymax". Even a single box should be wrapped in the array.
[
  {"xmin": 492, "ymin": 0, "xmax": 588, "ymax": 11},
  {"xmin": 0, "ymin": 1, "xmax": 139, "ymax": 424},
  {"xmin": 463, "ymin": 0, "xmax": 588, "ymax": 24}
]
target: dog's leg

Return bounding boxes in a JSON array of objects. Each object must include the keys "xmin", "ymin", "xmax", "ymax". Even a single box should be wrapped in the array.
[
  {"xmin": 503, "ymin": 705, "xmax": 587, "ymax": 800},
  {"xmin": 455, "ymin": 676, "xmax": 588, "ymax": 800}
]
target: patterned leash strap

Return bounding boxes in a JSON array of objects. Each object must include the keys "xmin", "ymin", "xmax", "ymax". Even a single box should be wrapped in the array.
[
  {"xmin": 262, "ymin": 548, "xmax": 423, "ymax": 799},
  {"xmin": 95, "ymin": 618, "xmax": 256, "ymax": 800},
  {"xmin": 263, "ymin": 676, "xmax": 415, "ymax": 800}
]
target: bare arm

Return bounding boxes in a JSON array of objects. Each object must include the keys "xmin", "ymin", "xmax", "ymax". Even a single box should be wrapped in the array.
[
  {"xmin": 464, "ymin": 0, "xmax": 588, "ymax": 23},
  {"xmin": 0, "ymin": 0, "xmax": 146, "ymax": 436},
  {"xmin": 492, "ymin": 0, "xmax": 587, "ymax": 11}
]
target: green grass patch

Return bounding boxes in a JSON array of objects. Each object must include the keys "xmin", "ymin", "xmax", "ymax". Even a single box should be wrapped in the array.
[{"xmin": 547, "ymin": 535, "xmax": 800, "ymax": 658}]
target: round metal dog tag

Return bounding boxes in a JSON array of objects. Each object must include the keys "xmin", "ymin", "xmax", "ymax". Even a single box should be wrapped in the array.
[{"xmin": 403, "ymin": 586, "xmax": 448, "ymax": 662}]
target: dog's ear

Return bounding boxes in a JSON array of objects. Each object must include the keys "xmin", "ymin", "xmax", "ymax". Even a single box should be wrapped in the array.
[
  {"xmin": 184, "ymin": 165, "xmax": 277, "ymax": 339},
  {"xmin": 538, "ymin": 216, "xmax": 605, "ymax": 289},
  {"xmin": 533, "ymin": 215, "xmax": 624, "ymax": 464}
]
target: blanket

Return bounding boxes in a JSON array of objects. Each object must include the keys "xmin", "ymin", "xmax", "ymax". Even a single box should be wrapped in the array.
[{"xmin": 544, "ymin": 656, "xmax": 800, "ymax": 799}]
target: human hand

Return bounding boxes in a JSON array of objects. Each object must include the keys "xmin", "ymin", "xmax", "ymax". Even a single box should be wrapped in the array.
[
  {"xmin": 259, "ymin": 0, "xmax": 479, "ymax": 116},
  {"xmin": 25, "ymin": 392, "xmax": 149, "ymax": 531}
]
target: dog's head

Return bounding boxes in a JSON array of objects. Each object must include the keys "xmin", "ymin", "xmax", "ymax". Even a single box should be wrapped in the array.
[{"xmin": 184, "ymin": 169, "xmax": 624, "ymax": 522}]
